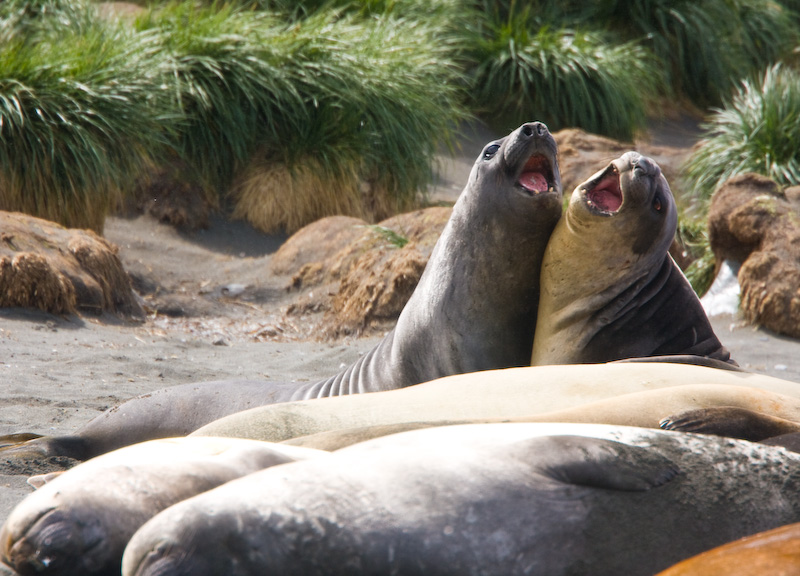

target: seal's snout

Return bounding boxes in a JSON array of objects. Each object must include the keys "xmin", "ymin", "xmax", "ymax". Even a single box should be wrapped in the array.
[
  {"xmin": 631, "ymin": 154, "xmax": 661, "ymax": 178},
  {"xmin": 508, "ymin": 122, "xmax": 559, "ymax": 197},
  {"xmin": 521, "ymin": 121, "xmax": 548, "ymax": 138}
]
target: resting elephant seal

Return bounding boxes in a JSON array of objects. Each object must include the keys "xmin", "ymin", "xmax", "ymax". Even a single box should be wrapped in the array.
[
  {"xmin": 190, "ymin": 363, "xmax": 800, "ymax": 444},
  {"xmin": 121, "ymin": 423, "xmax": 800, "ymax": 576},
  {"xmin": 531, "ymin": 152, "xmax": 732, "ymax": 365},
  {"xmin": 0, "ymin": 121, "xmax": 562, "ymax": 462},
  {"xmin": 0, "ymin": 437, "xmax": 324, "ymax": 576},
  {"xmin": 282, "ymin": 383, "xmax": 800, "ymax": 450},
  {"xmin": 656, "ymin": 522, "xmax": 800, "ymax": 576}
]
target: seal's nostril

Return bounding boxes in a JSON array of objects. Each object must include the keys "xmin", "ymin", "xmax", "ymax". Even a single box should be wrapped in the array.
[{"xmin": 522, "ymin": 124, "xmax": 533, "ymax": 137}]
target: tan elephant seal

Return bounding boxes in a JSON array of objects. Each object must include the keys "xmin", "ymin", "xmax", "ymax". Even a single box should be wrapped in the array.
[
  {"xmin": 532, "ymin": 152, "xmax": 732, "ymax": 365},
  {"xmin": 0, "ymin": 121, "xmax": 562, "ymax": 463},
  {"xmin": 190, "ymin": 363, "xmax": 800, "ymax": 444},
  {"xmin": 0, "ymin": 437, "xmax": 324, "ymax": 576},
  {"xmin": 122, "ymin": 423, "xmax": 800, "ymax": 576},
  {"xmin": 282, "ymin": 383, "xmax": 800, "ymax": 450},
  {"xmin": 656, "ymin": 522, "xmax": 800, "ymax": 576}
]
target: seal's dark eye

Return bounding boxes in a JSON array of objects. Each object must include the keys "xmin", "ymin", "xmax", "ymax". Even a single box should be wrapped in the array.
[
  {"xmin": 482, "ymin": 144, "xmax": 500, "ymax": 160},
  {"xmin": 653, "ymin": 195, "xmax": 662, "ymax": 212}
]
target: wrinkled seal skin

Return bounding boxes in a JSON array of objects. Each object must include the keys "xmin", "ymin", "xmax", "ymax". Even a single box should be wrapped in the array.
[
  {"xmin": 532, "ymin": 152, "xmax": 733, "ymax": 365},
  {"xmin": 121, "ymin": 423, "xmax": 800, "ymax": 576},
  {"xmin": 655, "ymin": 522, "xmax": 800, "ymax": 576},
  {"xmin": 0, "ymin": 122, "xmax": 562, "ymax": 462},
  {"xmin": 0, "ymin": 438, "xmax": 324, "ymax": 576}
]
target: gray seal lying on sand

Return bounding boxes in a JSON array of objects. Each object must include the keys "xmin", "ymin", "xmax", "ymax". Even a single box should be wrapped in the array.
[
  {"xmin": 0, "ymin": 437, "xmax": 324, "ymax": 576},
  {"xmin": 122, "ymin": 423, "xmax": 800, "ymax": 576}
]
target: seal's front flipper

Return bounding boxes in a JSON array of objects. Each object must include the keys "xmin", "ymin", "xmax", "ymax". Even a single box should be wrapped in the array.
[
  {"xmin": 660, "ymin": 406, "xmax": 800, "ymax": 441},
  {"xmin": 531, "ymin": 435, "xmax": 680, "ymax": 491}
]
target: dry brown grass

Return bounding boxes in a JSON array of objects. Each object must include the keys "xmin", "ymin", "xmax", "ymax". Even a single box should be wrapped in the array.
[
  {"xmin": 0, "ymin": 176, "xmax": 115, "ymax": 235},
  {"xmin": 0, "ymin": 252, "xmax": 77, "ymax": 315},
  {"xmin": 230, "ymin": 154, "xmax": 415, "ymax": 235},
  {"xmin": 325, "ymin": 244, "xmax": 428, "ymax": 337}
]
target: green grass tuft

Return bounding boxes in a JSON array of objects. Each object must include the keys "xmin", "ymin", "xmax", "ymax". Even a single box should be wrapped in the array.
[
  {"xmin": 0, "ymin": 6, "xmax": 176, "ymax": 231},
  {"xmin": 363, "ymin": 225, "xmax": 409, "ymax": 249},
  {"xmin": 684, "ymin": 64, "xmax": 800, "ymax": 202},
  {"xmin": 467, "ymin": 21, "xmax": 660, "ymax": 139}
]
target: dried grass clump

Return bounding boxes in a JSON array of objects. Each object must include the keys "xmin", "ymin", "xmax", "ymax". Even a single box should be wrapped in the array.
[
  {"xmin": 325, "ymin": 244, "xmax": 428, "ymax": 337},
  {"xmin": 0, "ymin": 212, "xmax": 142, "ymax": 317},
  {"xmin": 230, "ymin": 156, "xmax": 371, "ymax": 235},
  {"xmin": 0, "ymin": 253, "xmax": 77, "ymax": 315},
  {"xmin": 285, "ymin": 207, "xmax": 452, "ymax": 291}
]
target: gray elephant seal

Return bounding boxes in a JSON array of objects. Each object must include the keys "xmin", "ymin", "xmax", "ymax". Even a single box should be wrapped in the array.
[
  {"xmin": 0, "ymin": 437, "xmax": 324, "ymax": 576},
  {"xmin": 0, "ymin": 122, "xmax": 562, "ymax": 462},
  {"xmin": 122, "ymin": 423, "xmax": 800, "ymax": 576},
  {"xmin": 531, "ymin": 152, "xmax": 732, "ymax": 365}
]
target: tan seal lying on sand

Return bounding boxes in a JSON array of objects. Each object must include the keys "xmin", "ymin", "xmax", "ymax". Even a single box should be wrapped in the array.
[{"xmin": 190, "ymin": 363, "xmax": 800, "ymax": 444}]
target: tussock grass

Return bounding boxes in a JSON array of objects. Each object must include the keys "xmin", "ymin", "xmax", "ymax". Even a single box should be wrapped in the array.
[
  {"xmin": 684, "ymin": 64, "xmax": 800, "ymax": 202},
  {"xmin": 677, "ymin": 218, "xmax": 716, "ymax": 297},
  {"xmin": 141, "ymin": 5, "xmax": 466, "ymax": 231},
  {"xmin": 574, "ymin": 0, "xmax": 798, "ymax": 106},
  {"xmin": 0, "ymin": 7, "xmax": 174, "ymax": 232},
  {"xmin": 468, "ymin": 21, "xmax": 659, "ymax": 139},
  {"xmin": 230, "ymin": 154, "xmax": 365, "ymax": 235}
]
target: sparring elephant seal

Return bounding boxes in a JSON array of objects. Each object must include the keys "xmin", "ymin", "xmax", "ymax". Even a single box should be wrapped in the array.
[
  {"xmin": 0, "ymin": 437, "xmax": 324, "ymax": 576},
  {"xmin": 531, "ymin": 151, "xmax": 733, "ymax": 365},
  {"xmin": 121, "ymin": 423, "xmax": 800, "ymax": 576},
  {"xmin": 0, "ymin": 121, "xmax": 562, "ymax": 462}
]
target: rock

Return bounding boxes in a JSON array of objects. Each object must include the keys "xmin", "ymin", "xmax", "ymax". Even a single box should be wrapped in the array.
[
  {"xmin": 325, "ymin": 244, "xmax": 428, "ymax": 337},
  {"xmin": 270, "ymin": 216, "xmax": 367, "ymax": 278},
  {"xmin": 707, "ymin": 173, "xmax": 800, "ymax": 339},
  {"xmin": 0, "ymin": 212, "xmax": 143, "ymax": 318},
  {"xmin": 277, "ymin": 207, "xmax": 451, "ymax": 337}
]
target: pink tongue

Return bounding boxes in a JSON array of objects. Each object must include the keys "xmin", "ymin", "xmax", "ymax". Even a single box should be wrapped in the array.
[
  {"xmin": 519, "ymin": 171, "xmax": 548, "ymax": 192},
  {"xmin": 589, "ymin": 181, "xmax": 622, "ymax": 212}
]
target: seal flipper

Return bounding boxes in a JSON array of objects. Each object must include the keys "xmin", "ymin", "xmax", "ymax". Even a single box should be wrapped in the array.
[
  {"xmin": 613, "ymin": 355, "xmax": 743, "ymax": 371},
  {"xmin": 534, "ymin": 435, "xmax": 680, "ymax": 491},
  {"xmin": 660, "ymin": 406, "xmax": 800, "ymax": 441},
  {"xmin": 0, "ymin": 435, "xmax": 90, "ymax": 462}
]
